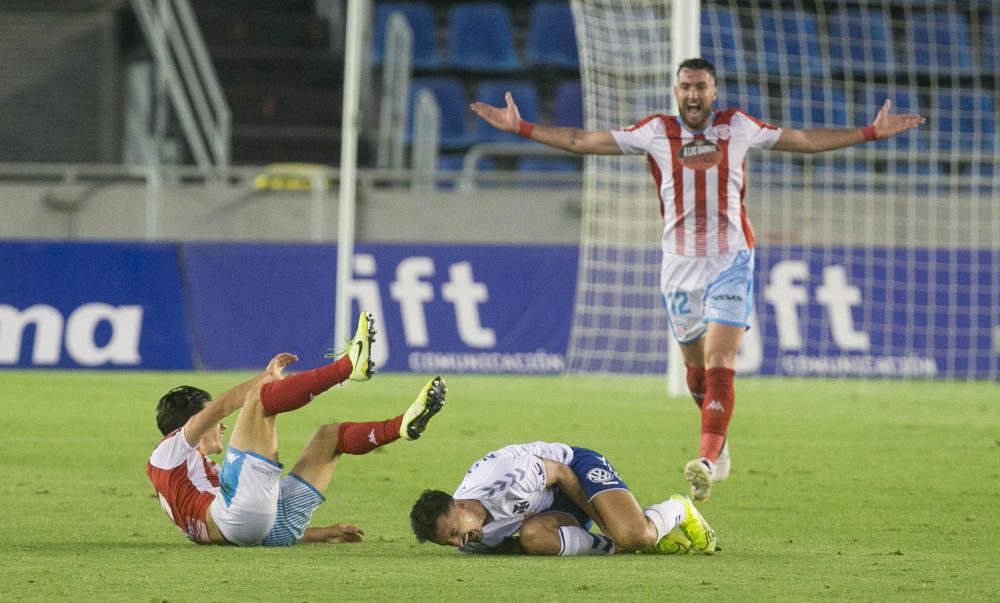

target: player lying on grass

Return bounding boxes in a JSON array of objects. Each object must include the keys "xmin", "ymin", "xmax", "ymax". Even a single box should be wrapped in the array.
[
  {"xmin": 410, "ymin": 441, "xmax": 716, "ymax": 556},
  {"xmin": 147, "ymin": 312, "xmax": 446, "ymax": 546}
]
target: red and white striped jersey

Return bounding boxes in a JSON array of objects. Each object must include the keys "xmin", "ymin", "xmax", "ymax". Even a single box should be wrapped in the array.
[
  {"xmin": 147, "ymin": 428, "xmax": 220, "ymax": 544},
  {"xmin": 611, "ymin": 109, "xmax": 782, "ymax": 257}
]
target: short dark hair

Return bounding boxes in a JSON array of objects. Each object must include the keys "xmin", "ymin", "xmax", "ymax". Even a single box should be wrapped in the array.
[
  {"xmin": 677, "ymin": 57, "xmax": 717, "ymax": 80},
  {"xmin": 410, "ymin": 489, "xmax": 454, "ymax": 543},
  {"xmin": 156, "ymin": 385, "xmax": 211, "ymax": 435}
]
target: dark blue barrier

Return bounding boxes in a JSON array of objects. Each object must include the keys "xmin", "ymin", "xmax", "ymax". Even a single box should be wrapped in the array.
[
  {"xmin": 183, "ymin": 243, "xmax": 577, "ymax": 373},
  {"xmin": 2, "ymin": 242, "xmax": 995, "ymax": 379},
  {"xmin": 753, "ymin": 247, "xmax": 998, "ymax": 379},
  {"xmin": 0, "ymin": 242, "xmax": 192, "ymax": 368}
]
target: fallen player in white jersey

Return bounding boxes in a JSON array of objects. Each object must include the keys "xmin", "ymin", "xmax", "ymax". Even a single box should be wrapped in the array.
[{"xmin": 410, "ymin": 441, "xmax": 717, "ymax": 556}]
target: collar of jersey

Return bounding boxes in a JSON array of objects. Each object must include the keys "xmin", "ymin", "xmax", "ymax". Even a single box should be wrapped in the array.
[{"xmin": 674, "ymin": 110, "xmax": 719, "ymax": 135}]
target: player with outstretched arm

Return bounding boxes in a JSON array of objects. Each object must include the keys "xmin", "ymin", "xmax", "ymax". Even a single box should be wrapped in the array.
[
  {"xmin": 147, "ymin": 312, "xmax": 446, "ymax": 546},
  {"xmin": 470, "ymin": 57, "xmax": 925, "ymax": 501},
  {"xmin": 410, "ymin": 441, "xmax": 716, "ymax": 556}
]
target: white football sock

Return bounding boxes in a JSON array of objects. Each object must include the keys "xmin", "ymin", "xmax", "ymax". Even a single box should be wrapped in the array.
[
  {"xmin": 557, "ymin": 526, "xmax": 616, "ymax": 556},
  {"xmin": 643, "ymin": 499, "xmax": 687, "ymax": 541}
]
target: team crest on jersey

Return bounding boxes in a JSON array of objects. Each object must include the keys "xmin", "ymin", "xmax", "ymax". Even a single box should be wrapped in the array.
[
  {"xmin": 714, "ymin": 124, "xmax": 731, "ymax": 140},
  {"xmin": 678, "ymin": 139, "xmax": 722, "ymax": 170},
  {"xmin": 586, "ymin": 468, "xmax": 619, "ymax": 485}
]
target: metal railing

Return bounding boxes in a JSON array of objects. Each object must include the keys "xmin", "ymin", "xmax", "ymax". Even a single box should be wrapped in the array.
[{"xmin": 129, "ymin": 0, "xmax": 230, "ymax": 180}]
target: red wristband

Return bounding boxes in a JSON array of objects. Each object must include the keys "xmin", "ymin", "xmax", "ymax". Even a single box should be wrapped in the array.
[
  {"xmin": 518, "ymin": 120, "xmax": 534, "ymax": 138},
  {"xmin": 862, "ymin": 124, "xmax": 877, "ymax": 142}
]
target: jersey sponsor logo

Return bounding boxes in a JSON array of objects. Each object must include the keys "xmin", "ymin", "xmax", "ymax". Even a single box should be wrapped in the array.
[
  {"xmin": 711, "ymin": 294, "xmax": 744, "ymax": 302},
  {"xmin": 586, "ymin": 468, "xmax": 619, "ymax": 485},
  {"xmin": 677, "ymin": 139, "xmax": 722, "ymax": 170}
]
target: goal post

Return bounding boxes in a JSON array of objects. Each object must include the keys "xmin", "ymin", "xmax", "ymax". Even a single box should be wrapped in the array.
[{"xmin": 565, "ymin": 0, "xmax": 999, "ymax": 382}]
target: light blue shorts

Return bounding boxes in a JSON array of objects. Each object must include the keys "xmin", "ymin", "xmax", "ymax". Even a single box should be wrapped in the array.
[
  {"xmin": 210, "ymin": 447, "xmax": 283, "ymax": 546},
  {"xmin": 661, "ymin": 248, "xmax": 755, "ymax": 343},
  {"xmin": 262, "ymin": 474, "xmax": 326, "ymax": 547},
  {"xmin": 210, "ymin": 447, "xmax": 325, "ymax": 547}
]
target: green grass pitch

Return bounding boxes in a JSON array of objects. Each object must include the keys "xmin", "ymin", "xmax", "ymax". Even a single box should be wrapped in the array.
[{"xmin": 1, "ymin": 371, "xmax": 997, "ymax": 601}]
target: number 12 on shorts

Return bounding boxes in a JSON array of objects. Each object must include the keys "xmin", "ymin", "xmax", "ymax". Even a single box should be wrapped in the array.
[{"xmin": 668, "ymin": 291, "xmax": 691, "ymax": 316}]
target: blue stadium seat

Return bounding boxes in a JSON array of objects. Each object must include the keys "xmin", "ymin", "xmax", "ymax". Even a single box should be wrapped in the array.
[
  {"xmin": 786, "ymin": 86, "xmax": 848, "ymax": 127},
  {"xmin": 721, "ymin": 79, "xmax": 769, "ymax": 122},
  {"xmin": 447, "ymin": 3, "xmax": 522, "ymax": 72},
  {"xmin": 700, "ymin": 7, "xmax": 748, "ymax": 73},
  {"xmin": 826, "ymin": 8, "xmax": 896, "ymax": 76},
  {"xmin": 407, "ymin": 78, "xmax": 475, "ymax": 150},
  {"xmin": 526, "ymin": 1, "xmax": 578, "ymax": 69},
  {"xmin": 856, "ymin": 88, "xmax": 924, "ymax": 150},
  {"xmin": 553, "ymin": 79, "xmax": 583, "ymax": 128},
  {"xmin": 904, "ymin": 10, "xmax": 976, "ymax": 75},
  {"xmin": 516, "ymin": 157, "xmax": 581, "ymax": 189},
  {"xmin": 372, "ymin": 2, "xmax": 441, "ymax": 70},
  {"xmin": 984, "ymin": 14, "xmax": 998, "ymax": 72},
  {"xmin": 754, "ymin": 10, "xmax": 824, "ymax": 77},
  {"xmin": 935, "ymin": 90, "xmax": 996, "ymax": 153},
  {"xmin": 473, "ymin": 81, "xmax": 541, "ymax": 143}
]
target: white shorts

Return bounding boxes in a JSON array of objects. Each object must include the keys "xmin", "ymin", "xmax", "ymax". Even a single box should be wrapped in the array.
[
  {"xmin": 660, "ymin": 248, "xmax": 755, "ymax": 344},
  {"xmin": 209, "ymin": 447, "xmax": 283, "ymax": 546}
]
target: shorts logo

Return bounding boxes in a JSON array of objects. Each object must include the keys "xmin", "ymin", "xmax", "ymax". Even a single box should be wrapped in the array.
[
  {"xmin": 512, "ymin": 501, "xmax": 529, "ymax": 514},
  {"xmin": 586, "ymin": 468, "xmax": 619, "ymax": 485}
]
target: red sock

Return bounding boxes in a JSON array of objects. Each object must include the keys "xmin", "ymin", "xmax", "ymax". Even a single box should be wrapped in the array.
[
  {"xmin": 259, "ymin": 357, "xmax": 353, "ymax": 416},
  {"xmin": 334, "ymin": 418, "xmax": 403, "ymax": 455},
  {"xmin": 685, "ymin": 364, "xmax": 706, "ymax": 409},
  {"xmin": 700, "ymin": 367, "xmax": 735, "ymax": 462}
]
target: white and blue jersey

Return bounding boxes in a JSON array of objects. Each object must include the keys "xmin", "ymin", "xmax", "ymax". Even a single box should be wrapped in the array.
[{"xmin": 453, "ymin": 442, "xmax": 628, "ymax": 553}]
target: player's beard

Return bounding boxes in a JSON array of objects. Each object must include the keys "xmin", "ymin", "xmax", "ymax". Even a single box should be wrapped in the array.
[{"xmin": 681, "ymin": 103, "xmax": 712, "ymax": 130}]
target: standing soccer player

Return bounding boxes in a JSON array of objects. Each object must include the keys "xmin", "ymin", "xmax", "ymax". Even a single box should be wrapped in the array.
[
  {"xmin": 470, "ymin": 57, "xmax": 925, "ymax": 501},
  {"xmin": 147, "ymin": 312, "xmax": 446, "ymax": 546}
]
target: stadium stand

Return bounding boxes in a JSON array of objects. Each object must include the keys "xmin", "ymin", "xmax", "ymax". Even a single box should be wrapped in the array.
[
  {"xmin": 754, "ymin": 9, "xmax": 825, "ymax": 77},
  {"xmin": 447, "ymin": 2, "xmax": 522, "ymax": 72},
  {"xmin": 526, "ymin": 1, "xmax": 579, "ymax": 69},
  {"xmin": 904, "ymin": 9, "xmax": 977, "ymax": 76},
  {"xmin": 473, "ymin": 80, "xmax": 541, "ymax": 143},
  {"xmin": 700, "ymin": 6, "xmax": 747, "ymax": 73},
  {"xmin": 372, "ymin": 2, "xmax": 442, "ymax": 70},
  {"xmin": 553, "ymin": 79, "xmax": 583, "ymax": 128},
  {"xmin": 856, "ymin": 88, "xmax": 924, "ymax": 151},
  {"xmin": 826, "ymin": 7, "xmax": 895, "ymax": 77},
  {"xmin": 934, "ymin": 89, "xmax": 996, "ymax": 153},
  {"xmin": 721, "ymin": 79, "xmax": 769, "ymax": 122},
  {"xmin": 408, "ymin": 78, "xmax": 476, "ymax": 150},
  {"xmin": 786, "ymin": 86, "xmax": 848, "ymax": 127}
]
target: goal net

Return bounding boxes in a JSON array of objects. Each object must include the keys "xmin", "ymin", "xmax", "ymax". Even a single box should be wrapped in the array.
[{"xmin": 565, "ymin": 0, "xmax": 999, "ymax": 380}]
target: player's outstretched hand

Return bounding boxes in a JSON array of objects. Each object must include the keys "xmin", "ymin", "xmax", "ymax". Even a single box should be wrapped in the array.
[
  {"xmin": 872, "ymin": 99, "xmax": 926, "ymax": 140},
  {"xmin": 470, "ymin": 91, "xmax": 522, "ymax": 133},
  {"xmin": 265, "ymin": 352, "xmax": 299, "ymax": 380},
  {"xmin": 299, "ymin": 523, "xmax": 366, "ymax": 544}
]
